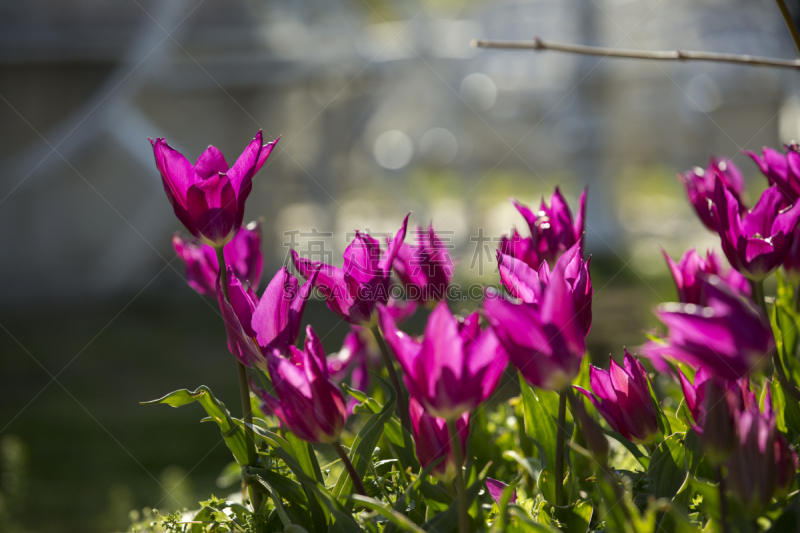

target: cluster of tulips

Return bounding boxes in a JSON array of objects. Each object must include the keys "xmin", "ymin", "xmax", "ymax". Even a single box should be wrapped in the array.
[{"xmin": 144, "ymin": 132, "xmax": 800, "ymax": 533}]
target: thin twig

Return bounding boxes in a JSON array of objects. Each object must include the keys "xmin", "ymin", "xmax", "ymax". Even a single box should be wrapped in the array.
[
  {"xmin": 471, "ymin": 37, "xmax": 800, "ymax": 70},
  {"xmin": 776, "ymin": 0, "xmax": 800, "ymax": 56}
]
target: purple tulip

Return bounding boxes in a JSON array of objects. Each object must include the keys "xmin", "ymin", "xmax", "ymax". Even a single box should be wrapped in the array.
[
  {"xmin": 409, "ymin": 397, "xmax": 469, "ymax": 482},
  {"xmin": 711, "ymin": 180, "xmax": 800, "ymax": 280},
  {"xmin": 502, "ymin": 187, "xmax": 586, "ymax": 268},
  {"xmin": 662, "ymin": 247, "xmax": 750, "ymax": 305},
  {"xmin": 574, "ymin": 350, "xmax": 659, "ymax": 444},
  {"xmin": 676, "ymin": 367, "xmax": 756, "ymax": 431},
  {"xmin": 486, "ymin": 478, "xmax": 517, "ymax": 506},
  {"xmin": 250, "ymin": 266, "xmax": 319, "ymax": 356},
  {"xmin": 642, "ymin": 275, "xmax": 773, "ymax": 382},
  {"xmin": 746, "ymin": 144, "xmax": 800, "ymax": 203},
  {"xmin": 378, "ymin": 302, "xmax": 507, "ymax": 420},
  {"xmin": 497, "ymin": 241, "xmax": 593, "ymax": 336},
  {"xmin": 292, "ymin": 214, "xmax": 409, "ymax": 325},
  {"xmin": 251, "ymin": 326, "xmax": 347, "ymax": 444},
  {"xmin": 216, "ymin": 266, "xmax": 318, "ymax": 369},
  {"xmin": 173, "ymin": 221, "xmax": 263, "ymax": 297},
  {"xmin": 678, "ymin": 157, "xmax": 746, "ymax": 231},
  {"xmin": 393, "ymin": 224, "xmax": 454, "ymax": 302},
  {"xmin": 726, "ymin": 397, "xmax": 799, "ymax": 516},
  {"xmin": 151, "ymin": 132, "xmax": 278, "ymax": 247},
  {"xmin": 484, "ymin": 259, "xmax": 586, "ymax": 391}
]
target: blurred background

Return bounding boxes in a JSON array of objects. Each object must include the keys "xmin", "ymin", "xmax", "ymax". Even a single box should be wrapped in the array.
[{"xmin": 1, "ymin": 0, "xmax": 798, "ymax": 530}]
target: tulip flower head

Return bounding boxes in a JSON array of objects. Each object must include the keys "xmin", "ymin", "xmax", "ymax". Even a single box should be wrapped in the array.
[
  {"xmin": 711, "ymin": 180, "xmax": 800, "ymax": 280},
  {"xmin": 574, "ymin": 350, "xmax": 659, "ymax": 444},
  {"xmin": 378, "ymin": 302, "xmax": 507, "ymax": 420},
  {"xmin": 251, "ymin": 326, "xmax": 347, "ymax": 444},
  {"xmin": 151, "ymin": 132, "xmax": 278, "ymax": 247},
  {"xmin": 497, "ymin": 241, "xmax": 593, "ymax": 336},
  {"xmin": 679, "ymin": 157, "xmax": 746, "ymax": 231},
  {"xmin": 393, "ymin": 224, "xmax": 454, "ymax": 302},
  {"xmin": 486, "ymin": 478, "xmax": 517, "ymax": 506},
  {"xmin": 409, "ymin": 397, "xmax": 468, "ymax": 483},
  {"xmin": 643, "ymin": 275, "xmax": 773, "ymax": 381},
  {"xmin": 292, "ymin": 214, "xmax": 409, "ymax": 325},
  {"xmin": 662, "ymin": 247, "xmax": 750, "ymax": 305},
  {"xmin": 173, "ymin": 221, "xmax": 263, "ymax": 297},
  {"xmin": 676, "ymin": 367, "xmax": 756, "ymax": 431},
  {"xmin": 726, "ymin": 395, "xmax": 799, "ymax": 516},
  {"xmin": 217, "ymin": 266, "xmax": 318, "ymax": 369},
  {"xmin": 746, "ymin": 144, "xmax": 800, "ymax": 204},
  {"xmin": 501, "ymin": 187, "xmax": 586, "ymax": 268},
  {"xmin": 484, "ymin": 258, "xmax": 586, "ymax": 391}
]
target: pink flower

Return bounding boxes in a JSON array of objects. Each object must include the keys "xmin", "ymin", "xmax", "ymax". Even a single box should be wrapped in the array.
[{"xmin": 409, "ymin": 397, "xmax": 468, "ymax": 482}]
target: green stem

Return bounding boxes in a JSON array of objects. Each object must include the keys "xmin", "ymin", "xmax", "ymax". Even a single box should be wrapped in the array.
[
  {"xmin": 333, "ymin": 441, "xmax": 367, "ymax": 496},
  {"xmin": 716, "ymin": 467, "xmax": 731, "ymax": 533},
  {"xmin": 446, "ymin": 419, "xmax": 469, "ymax": 533},
  {"xmin": 371, "ymin": 325, "xmax": 411, "ymax": 434},
  {"xmin": 750, "ymin": 279, "xmax": 768, "ymax": 317},
  {"xmin": 555, "ymin": 386, "xmax": 568, "ymax": 507},
  {"xmin": 216, "ymin": 246, "xmax": 262, "ymax": 513},
  {"xmin": 777, "ymin": 0, "xmax": 800, "ymax": 56},
  {"xmin": 794, "ymin": 282, "xmax": 800, "ymax": 312}
]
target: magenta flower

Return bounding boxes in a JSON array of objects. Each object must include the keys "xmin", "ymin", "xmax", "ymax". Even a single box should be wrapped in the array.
[
  {"xmin": 250, "ymin": 266, "xmax": 319, "ymax": 356},
  {"xmin": 678, "ymin": 157, "xmax": 746, "ymax": 231},
  {"xmin": 393, "ymin": 224, "xmax": 454, "ymax": 302},
  {"xmin": 486, "ymin": 478, "xmax": 517, "ymax": 506},
  {"xmin": 216, "ymin": 266, "xmax": 318, "ymax": 369},
  {"xmin": 574, "ymin": 350, "xmax": 659, "ymax": 444},
  {"xmin": 173, "ymin": 221, "xmax": 263, "ymax": 297},
  {"xmin": 378, "ymin": 302, "xmax": 507, "ymax": 420},
  {"xmin": 746, "ymin": 144, "xmax": 800, "ymax": 203},
  {"xmin": 642, "ymin": 275, "xmax": 773, "ymax": 382},
  {"xmin": 497, "ymin": 241, "xmax": 592, "ymax": 336},
  {"xmin": 292, "ymin": 214, "xmax": 409, "ymax": 325},
  {"xmin": 727, "ymin": 398, "xmax": 799, "ymax": 516},
  {"xmin": 409, "ymin": 397, "xmax": 468, "ymax": 482},
  {"xmin": 151, "ymin": 132, "xmax": 278, "ymax": 247},
  {"xmin": 677, "ymin": 368, "xmax": 756, "ymax": 432},
  {"xmin": 502, "ymin": 187, "xmax": 586, "ymax": 268},
  {"xmin": 662, "ymin": 247, "xmax": 750, "ymax": 305},
  {"xmin": 711, "ymin": 180, "xmax": 800, "ymax": 280},
  {"xmin": 251, "ymin": 326, "xmax": 347, "ymax": 444},
  {"xmin": 484, "ymin": 259, "xmax": 586, "ymax": 391}
]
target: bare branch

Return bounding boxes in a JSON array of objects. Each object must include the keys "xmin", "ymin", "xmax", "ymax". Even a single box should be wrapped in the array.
[{"xmin": 471, "ymin": 36, "xmax": 800, "ymax": 70}]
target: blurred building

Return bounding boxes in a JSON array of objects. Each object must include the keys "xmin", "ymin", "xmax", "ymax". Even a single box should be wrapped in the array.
[{"xmin": 0, "ymin": 0, "xmax": 797, "ymax": 304}]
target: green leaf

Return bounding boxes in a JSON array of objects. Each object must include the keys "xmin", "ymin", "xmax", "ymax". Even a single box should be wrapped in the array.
[
  {"xmin": 647, "ymin": 433, "xmax": 687, "ymax": 499},
  {"xmin": 334, "ymin": 372, "xmax": 396, "ymax": 501},
  {"xmin": 520, "ymin": 375, "xmax": 560, "ymax": 503},
  {"xmin": 766, "ymin": 500, "xmax": 800, "ymax": 532},
  {"xmin": 767, "ymin": 379, "xmax": 800, "ymax": 443},
  {"xmin": 285, "ymin": 432, "xmax": 328, "ymax": 533},
  {"xmin": 421, "ymin": 474, "xmax": 485, "ymax": 532},
  {"xmin": 537, "ymin": 500, "xmax": 592, "ymax": 533},
  {"xmin": 602, "ymin": 429, "xmax": 648, "ymax": 469},
  {"xmin": 143, "ymin": 386, "xmax": 249, "ymax": 466},
  {"xmin": 351, "ymin": 495, "xmax": 427, "ymax": 533}
]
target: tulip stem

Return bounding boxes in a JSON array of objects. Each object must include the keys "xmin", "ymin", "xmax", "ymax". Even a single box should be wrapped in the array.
[
  {"xmin": 371, "ymin": 325, "xmax": 412, "ymax": 434},
  {"xmin": 216, "ymin": 246, "xmax": 262, "ymax": 514},
  {"xmin": 446, "ymin": 419, "xmax": 469, "ymax": 533},
  {"xmin": 716, "ymin": 466, "xmax": 731, "ymax": 533},
  {"xmin": 750, "ymin": 279, "xmax": 768, "ymax": 317},
  {"xmin": 333, "ymin": 441, "xmax": 368, "ymax": 496},
  {"xmin": 555, "ymin": 387, "xmax": 568, "ymax": 507}
]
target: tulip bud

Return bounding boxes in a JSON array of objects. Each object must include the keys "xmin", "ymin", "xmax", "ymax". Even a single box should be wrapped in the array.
[
  {"xmin": 251, "ymin": 327, "xmax": 347, "ymax": 444},
  {"xmin": 393, "ymin": 224, "xmax": 454, "ymax": 302},
  {"xmin": 486, "ymin": 478, "xmax": 517, "ymax": 506},
  {"xmin": 701, "ymin": 380, "xmax": 738, "ymax": 466},
  {"xmin": 409, "ymin": 397, "xmax": 468, "ymax": 483},
  {"xmin": 662, "ymin": 247, "xmax": 749, "ymax": 305},
  {"xmin": 678, "ymin": 157, "xmax": 746, "ymax": 231},
  {"xmin": 574, "ymin": 350, "xmax": 659, "ymax": 445}
]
